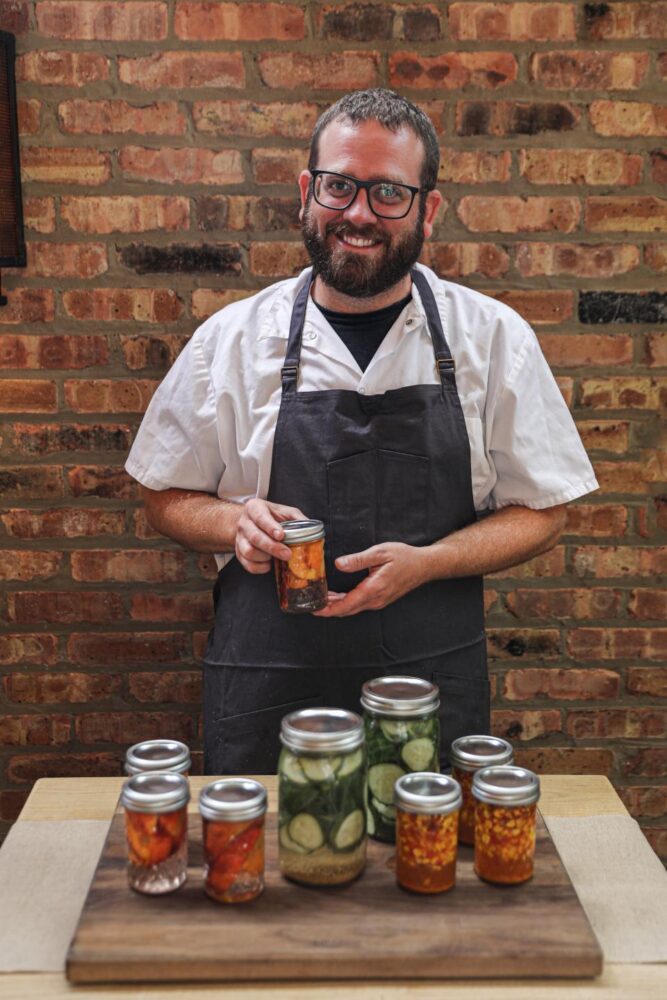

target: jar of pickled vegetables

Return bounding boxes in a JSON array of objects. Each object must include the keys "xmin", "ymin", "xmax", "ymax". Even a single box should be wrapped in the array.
[
  {"xmin": 121, "ymin": 772, "xmax": 190, "ymax": 894},
  {"xmin": 394, "ymin": 772, "xmax": 462, "ymax": 894},
  {"xmin": 472, "ymin": 765, "xmax": 540, "ymax": 885},
  {"xmin": 278, "ymin": 707, "xmax": 366, "ymax": 885},
  {"xmin": 360, "ymin": 676, "xmax": 440, "ymax": 843},
  {"xmin": 199, "ymin": 778, "xmax": 267, "ymax": 904},
  {"xmin": 450, "ymin": 735, "xmax": 513, "ymax": 846},
  {"xmin": 124, "ymin": 739, "xmax": 191, "ymax": 776},
  {"xmin": 274, "ymin": 519, "xmax": 327, "ymax": 613}
]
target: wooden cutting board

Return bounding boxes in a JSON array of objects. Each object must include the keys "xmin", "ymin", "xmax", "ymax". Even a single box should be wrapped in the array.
[{"xmin": 67, "ymin": 809, "xmax": 602, "ymax": 983}]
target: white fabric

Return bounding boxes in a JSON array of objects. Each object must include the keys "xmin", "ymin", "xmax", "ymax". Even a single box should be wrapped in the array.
[{"xmin": 126, "ymin": 264, "xmax": 598, "ymax": 571}]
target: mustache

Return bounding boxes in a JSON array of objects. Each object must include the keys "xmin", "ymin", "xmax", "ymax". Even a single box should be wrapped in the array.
[{"xmin": 325, "ymin": 221, "xmax": 388, "ymax": 243}]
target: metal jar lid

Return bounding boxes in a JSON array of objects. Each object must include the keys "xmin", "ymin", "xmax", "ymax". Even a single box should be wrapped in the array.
[
  {"xmin": 124, "ymin": 739, "xmax": 191, "ymax": 776},
  {"xmin": 199, "ymin": 778, "xmax": 267, "ymax": 823},
  {"xmin": 394, "ymin": 772, "xmax": 462, "ymax": 816},
  {"xmin": 450, "ymin": 735, "xmax": 513, "ymax": 773},
  {"xmin": 280, "ymin": 519, "xmax": 325, "ymax": 544},
  {"xmin": 472, "ymin": 765, "xmax": 540, "ymax": 808},
  {"xmin": 360, "ymin": 676, "xmax": 440, "ymax": 718},
  {"xmin": 280, "ymin": 708, "xmax": 364, "ymax": 754},
  {"xmin": 121, "ymin": 772, "xmax": 190, "ymax": 814}
]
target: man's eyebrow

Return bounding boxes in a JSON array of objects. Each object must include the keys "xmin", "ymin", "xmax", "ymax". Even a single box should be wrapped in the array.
[{"xmin": 326, "ymin": 170, "xmax": 412, "ymax": 185}]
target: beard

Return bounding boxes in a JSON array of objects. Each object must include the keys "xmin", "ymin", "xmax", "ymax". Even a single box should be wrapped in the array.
[{"xmin": 301, "ymin": 196, "xmax": 426, "ymax": 299}]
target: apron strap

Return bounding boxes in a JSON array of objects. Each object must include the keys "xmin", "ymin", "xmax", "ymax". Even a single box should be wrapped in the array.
[
  {"xmin": 281, "ymin": 269, "xmax": 314, "ymax": 390},
  {"xmin": 409, "ymin": 268, "xmax": 457, "ymax": 389}
]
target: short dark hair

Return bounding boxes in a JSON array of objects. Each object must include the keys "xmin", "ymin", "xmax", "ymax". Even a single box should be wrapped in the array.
[{"xmin": 308, "ymin": 89, "xmax": 440, "ymax": 191}]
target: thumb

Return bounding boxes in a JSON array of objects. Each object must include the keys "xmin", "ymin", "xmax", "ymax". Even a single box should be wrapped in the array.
[{"xmin": 335, "ymin": 546, "xmax": 385, "ymax": 573}]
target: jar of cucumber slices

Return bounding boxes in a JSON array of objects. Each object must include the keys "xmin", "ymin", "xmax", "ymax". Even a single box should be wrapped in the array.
[
  {"xmin": 361, "ymin": 676, "xmax": 440, "ymax": 843},
  {"xmin": 278, "ymin": 708, "xmax": 366, "ymax": 886}
]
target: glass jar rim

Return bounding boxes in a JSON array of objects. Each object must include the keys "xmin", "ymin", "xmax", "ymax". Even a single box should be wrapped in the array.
[
  {"xmin": 124, "ymin": 739, "xmax": 190, "ymax": 775},
  {"xmin": 472, "ymin": 765, "xmax": 540, "ymax": 807},
  {"xmin": 450, "ymin": 735, "xmax": 513, "ymax": 771},
  {"xmin": 361, "ymin": 675, "xmax": 439, "ymax": 718},
  {"xmin": 199, "ymin": 778, "xmax": 267, "ymax": 822},
  {"xmin": 281, "ymin": 707, "xmax": 364, "ymax": 753},
  {"xmin": 394, "ymin": 772, "xmax": 462, "ymax": 815},
  {"xmin": 121, "ymin": 771, "xmax": 190, "ymax": 813},
  {"xmin": 280, "ymin": 519, "xmax": 325, "ymax": 544}
]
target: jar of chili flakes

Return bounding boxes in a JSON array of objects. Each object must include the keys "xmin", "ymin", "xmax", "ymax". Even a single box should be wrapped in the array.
[
  {"xmin": 124, "ymin": 739, "xmax": 191, "ymax": 776},
  {"xmin": 199, "ymin": 778, "xmax": 267, "ymax": 904},
  {"xmin": 394, "ymin": 772, "xmax": 462, "ymax": 894},
  {"xmin": 121, "ymin": 772, "xmax": 189, "ymax": 895},
  {"xmin": 472, "ymin": 766, "xmax": 540, "ymax": 886},
  {"xmin": 274, "ymin": 519, "xmax": 328, "ymax": 613},
  {"xmin": 450, "ymin": 735, "xmax": 513, "ymax": 846}
]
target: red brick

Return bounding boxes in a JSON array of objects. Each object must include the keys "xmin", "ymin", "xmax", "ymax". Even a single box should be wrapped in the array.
[
  {"xmin": 586, "ymin": 3, "xmax": 667, "ymax": 40},
  {"xmin": 0, "ymin": 634, "xmax": 58, "ymax": 667},
  {"xmin": 389, "ymin": 51, "xmax": 516, "ymax": 89},
  {"xmin": 484, "ymin": 588, "xmax": 499, "ymax": 614},
  {"xmin": 25, "ymin": 243, "xmax": 108, "ymax": 279},
  {"xmin": 423, "ymin": 242, "xmax": 509, "ymax": 278},
  {"xmin": 504, "ymin": 668, "xmax": 620, "ymax": 702},
  {"xmin": 58, "ymin": 100, "xmax": 186, "ymax": 136},
  {"xmin": 568, "ymin": 628, "xmax": 667, "ymax": 661},
  {"xmin": 64, "ymin": 379, "xmax": 158, "ymax": 413},
  {"xmin": 7, "ymin": 752, "xmax": 121, "ymax": 783},
  {"xmin": 315, "ymin": 3, "xmax": 394, "ymax": 40},
  {"xmin": 251, "ymin": 148, "xmax": 308, "ymax": 184},
  {"xmin": 592, "ymin": 460, "xmax": 661, "ymax": 495},
  {"xmin": 627, "ymin": 668, "xmax": 667, "ymax": 697},
  {"xmin": 128, "ymin": 671, "xmax": 202, "ymax": 703},
  {"xmin": 0, "ymin": 2, "xmax": 30, "ymax": 34},
  {"xmin": 492, "ymin": 710, "xmax": 561, "ymax": 741},
  {"xmin": 250, "ymin": 242, "xmax": 310, "ymax": 277},
  {"xmin": 174, "ymin": 2, "xmax": 304, "ymax": 40},
  {"xmin": 118, "ymin": 147, "xmax": 243, "ymax": 185},
  {"xmin": 556, "ymin": 377, "xmax": 574, "ymax": 407},
  {"xmin": 519, "ymin": 148, "xmax": 642, "ymax": 186},
  {"xmin": 67, "ymin": 466, "xmax": 137, "ymax": 500},
  {"xmin": 70, "ymin": 550, "xmax": 187, "ymax": 583},
  {"xmin": 487, "ymin": 628, "xmax": 561, "ymax": 660},
  {"xmin": 458, "ymin": 196, "xmax": 580, "ymax": 234},
  {"xmin": 0, "ymin": 466, "xmax": 63, "ymax": 502},
  {"xmin": 514, "ymin": 747, "xmax": 613, "ymax": 775},
  {"xmin": 565, "ymin": 502, "xmax": 628, "ymax": 534},
  {"xmin": 191, "ymin": 289, "xmax": 254, "ymax": 319},
  {"xmin": 489, "ymin": 546, "xmax": 565, "ymax": 579},
  {"xmin": 530, "ymin": 51, "xmax": 648, "ymax": 89},
  {"xmin": 517, "ymin": 244, "xmax": 639, "ymax": 279},
  {"xmin": 450, "ymin": 2, "xmax": 575, "ymax": 40},
  {"xmin": 0, "ymin": 714, "xmax": 70, "ymax": 746},
  {"xmin": 36, "ymin": 2, "xmax": 167, "ymax": 40},
  {"xmin": 573, "ymin": 547, "xmax": 667, "ymax": 579},
  {"xmin": 17, "ymin": 50, "xmax": 109, "ymax": 85},
  {"xmin": 580, "ymin": 377, "xmax": 665, "ymax": 410},
  {"xmin": 23, "ymin": 198, "xmax": 55, "ymax": 234},
  {"xmin": 590, "ymin": 102, "xmax": 667, "ymax": 138},
  {"xmin": 119, "ymin": 51, "xmax": 244, "ymax": 89},
  {"xmin": 1, "ymin": 508, "xmax": 124, "ymax": 539},
  {"xmin": 62, "ymin": 290, "xmax": 182, "ymax": 323},
  {"xmin": 18, "ymin": 98, "xmax": 40, "ymax": 134},
  {"xmin": 620, "ymin": 786, "xmax": 667, "ymax": 819},
  {"xmin": 506, "ymin": 588, "xmax": 622, "ymax": 620},
  {"xmin": 576, "ymin": 422, "xmax": 629, "ymax": 455},
  {"xmin": 194, "ymin": 100, "xmax": 318, "ymax": 138},
  {"xmin": 197, "ymin": 554, "xmax": 219, "ymax": 580},
  {"xmin": 650, "ymin": 151, "xmax": 667, "ymax": 185},
  {"xmin": 0, "ymin": 334, "xmax": 108, "ymax": 370},
  {"xmin": 487, "ymin": 290, "xmax": 574, "ymax": 325},
  {"xmin": 567, "ymin": 708, "xmax": 666, "ymax": 740},
  {"xmin": 538, "ymin": 333, "xmax": 633, "ymax": 366},
  {"xmin": 68, "ymin": 632, "xmax": 190, "ymax": 668},
  {"xmin": 0, "ymin": 380, "xmax": 57, "ymax": 412},
  {"xmin": 75, "ymin": 711, "xmax": 194, "ymax": 744},
  {"xmin": 120, "ymin": 334, "xmax": 189, "ymax": 371},
  {"xmin": 0, "ymin": 289, "xmax": 54, "ymax": 325},
  {"xmin": 195, "ymin": 195, "xmax": 300, "ymax": 233},
  {"xmin": 438, "ymin": 150, "xmax": 511, "ymax": 184},
  {"xmin": 644, "ymin": 333, "xmax": 667, "ymax": 368},
  {"xmin": 22, "ymin": 147, "xmax": 110, "ymax": 185},
  {"xmin": 457, "ymin": 101, "xmax": 580, "ymax": 137},
  {"xmin": 644, "ymin": 244, "xmax": 667, "ymax": 273},
  {"xmin": 623, "ymin": 748, "xmax": 667, "ymax": 777},
  {"xmin": 7, "ymin": 591, "xmax": 123, "ymax": 625},
  {"xmin": 628, "ymin": 591, "xmax": 667, "ymax": 621},
  {"xmin": 130, "ymin": 594, "xmax": 212, "ymax": 622},
  {"xmin": 61, "ymin": 196, "xmax": 189, "ymax": 234},
  {"xmin": 586, "ymin": 197, "xmax": 667, "ymax": 232},
  {"xmin": 0, "ymin": 552, "xmax": 62, "ymax": 582},
  {"xmin": 260, "ymin": 51, "xmax": 379, "ymax": 90},
  {"xmin": 133, "ymin": 509, "xmax": 162, "ymax": 540},
  {"xmin": 4, "ymin": 673, "xmax": 122, "ymax": 704}
]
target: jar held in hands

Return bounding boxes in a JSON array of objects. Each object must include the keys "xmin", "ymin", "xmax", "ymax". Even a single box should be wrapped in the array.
[{"xmin": 274, "ymin": 519, "xmax": 328, "ymax": 613}]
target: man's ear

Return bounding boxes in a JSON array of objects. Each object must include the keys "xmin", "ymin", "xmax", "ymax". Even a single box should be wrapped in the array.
[
  {"xmin": 298, "ymin": 171, "xmax": 311, "ymax": 222},
  {"xmin": 422, "ymin": 189, "xmax": 443, "ymax": 239}
]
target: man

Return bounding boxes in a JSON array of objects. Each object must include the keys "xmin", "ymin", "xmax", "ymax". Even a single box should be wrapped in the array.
[{"xmin": 126, "ymin": 89, "xmax": 597, "ymax": 774}]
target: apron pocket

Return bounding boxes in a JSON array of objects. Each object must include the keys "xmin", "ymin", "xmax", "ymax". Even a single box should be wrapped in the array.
[
  {"xmin": 327, "ymin": 451, "xmax": 376, "ymax": 591},
  {"xmin": 377, "ymin": 449, "xmax": 430, "ymax": 544},
  {"xmin": 431, "ymin": 671, "xmax": 491, "ymax": 768}
]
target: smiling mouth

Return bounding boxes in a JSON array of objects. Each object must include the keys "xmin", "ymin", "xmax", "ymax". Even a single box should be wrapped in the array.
[{"xmin": 335, "ymin": 232, "xmax": 383, "ymax": 249}]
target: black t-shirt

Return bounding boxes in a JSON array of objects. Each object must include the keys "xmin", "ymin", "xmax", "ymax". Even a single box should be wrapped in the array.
[{"xmin": 315, "ymin": 293, "xmax": 413, "ymax": 372}]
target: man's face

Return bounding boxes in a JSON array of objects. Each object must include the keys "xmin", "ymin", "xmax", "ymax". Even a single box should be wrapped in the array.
[{"xmin": 298, "ymin": 119, "xmax": 441, "ymax": 299}]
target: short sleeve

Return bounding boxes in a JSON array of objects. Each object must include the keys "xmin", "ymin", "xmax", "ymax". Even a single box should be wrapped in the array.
[
  {"xmin": 487, "ymin": 324, "xmax": 598, "ymax": 510},
  {"xmin": 125, "ymin": 335, "xmax": 224, "ymax": 493}
]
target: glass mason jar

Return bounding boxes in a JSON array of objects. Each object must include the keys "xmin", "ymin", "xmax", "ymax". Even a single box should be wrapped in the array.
[
  {"xmin": 473, "ymin": 765, "xmax": 540, "ymax": 885},
  {"xmin": 124, "ymin": 739, "xmax": 191, "ymax": 776},
  {"xmin": 199, "ymin": 778, "xmax": 267, "ymax": 904},
  {"xmin": 450, "ymin": 735, "xmax": 513, "ymax": 846},
  {"xmin": 361, "ymin": 676, "xmax": 440, "ymax": 843},
  {"xmin": 278, "ymin": 707, "xmax": 366, "ymax": 885},
  {"xmin": 121, "ymin": 772, "xmax": 190, "ymax": 894},
  {"xmin": 394, "ymin": 772, "xmax": 462, "ymax": 894},
  {"xmin": 274, "ymin": 519, "xmax": 328, "ymax": 613}
]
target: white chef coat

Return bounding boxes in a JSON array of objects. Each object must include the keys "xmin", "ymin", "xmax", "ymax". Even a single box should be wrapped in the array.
[{"xmin": 126, "ymin": 263, "xmax": 598, "ymax": 570}]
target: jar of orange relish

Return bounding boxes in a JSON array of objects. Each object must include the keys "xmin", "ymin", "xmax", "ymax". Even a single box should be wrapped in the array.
[
  {"xmin": 472, "ymin": 766, "xmax": 540, "ymax": 885},
  {"xmin": 394, "ymin": 772, "xmax": 462, "ymax": 894},
  {"xmin": 450, "ymin": 735, "xmax": 513, "ymax": 846},
  {"xmin": 274, "ymin": 519, "xmax": 327, "ymax": 613}
]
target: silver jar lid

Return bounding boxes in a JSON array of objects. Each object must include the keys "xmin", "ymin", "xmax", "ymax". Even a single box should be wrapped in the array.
[
  {"xmin": 199, "ymin": 778, "xmax": 267, "ymax": 823},
  {"xmin": 394, "ymin": 772, "xmax": 462, "ymax": 816},
  {"xmin": 124, "ymin": 739, "xmax": 191, "ymax": 775},
  {"xmin": 280, "ymin": 519, "xmax": 324, "ymax": 544},
  {"xmin": 472, "ymin": 766, "xmax": 540, "ymax": 807},
  {"xmin": 280, "ymin": 708, "xmax": 364, "ymax": 754},
  {"xmin": 360, "ymin": 676, "xmax": 440, "ymax": 718},
  {"xmin": 450, "ymin": 735, "xmax": 513, "ymax": 772},
  {"xmin": 121, "ymin": 772, "xmax": 190, "ymax": 814}
]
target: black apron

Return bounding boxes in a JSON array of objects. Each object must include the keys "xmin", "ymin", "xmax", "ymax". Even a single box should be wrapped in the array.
[{"xmin": 203, "ymin": 268, "xmax": 489, "ymax": 773}]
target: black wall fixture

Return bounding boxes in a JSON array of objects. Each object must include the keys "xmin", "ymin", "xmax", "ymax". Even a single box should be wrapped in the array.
[{"xmin": 0, "ymin": 31, "xmax": 26, "ymax": 306}]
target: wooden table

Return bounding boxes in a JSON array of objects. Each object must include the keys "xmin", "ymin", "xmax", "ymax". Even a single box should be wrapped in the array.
[{"xmin": 1, "ymin": 774, "xmax": 664, "ymax": 999}]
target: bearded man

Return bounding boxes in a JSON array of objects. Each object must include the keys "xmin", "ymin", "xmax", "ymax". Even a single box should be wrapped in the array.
[{"xmin": 126, "ymin": 89, "xmax": 597, "ymax": 774}]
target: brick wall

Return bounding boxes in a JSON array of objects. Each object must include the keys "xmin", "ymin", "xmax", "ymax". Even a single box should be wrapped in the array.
[{"xmin": 0, "ymin": 1, "xmax": 665, "ymax": 856}]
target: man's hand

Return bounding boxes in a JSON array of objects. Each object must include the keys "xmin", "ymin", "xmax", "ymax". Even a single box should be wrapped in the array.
[
  {"xmin": 313, "ymin": 542, "xmax": 429, "ymax": 617},
  {"xmin": 235, "ymin": 498, "xmax": 305, "ymax": 575}
]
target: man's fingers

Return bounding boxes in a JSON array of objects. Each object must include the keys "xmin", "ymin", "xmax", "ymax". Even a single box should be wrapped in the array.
[
  {"xmin": 240, "ymin": 523, "xmax": 291, "ymax": 561},
  {"xmin": 273, "ymin": 504, "xmax": 306, "ymax": 522},
  {"xmin": 335, "ymin": 545, "xmax": 387, "ymax": 574},
  {"xmin": 312, "ymin": 580, "xmax": 379, "ymax": 617}
]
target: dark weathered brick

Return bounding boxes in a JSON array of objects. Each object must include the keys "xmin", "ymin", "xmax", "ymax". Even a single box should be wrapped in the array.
[
  {"xmin": 119, "ymin": 242, "xmax": 242, "ymax": 276},
  {"xmin": 579, "ymin": 292, "xmax": 667, "ymax": 324}
]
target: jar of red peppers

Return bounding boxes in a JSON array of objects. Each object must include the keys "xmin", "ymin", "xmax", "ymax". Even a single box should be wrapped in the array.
[
  {"xmin": 472, "ymin": 765, "xmax": 540, "ymax": 885},
  {"xmin": 124, "ymin": 739, "xmax": 191, "ymax": 776},
  {"xmin": 450, "ymin": 735, "xmax": 513, "ymax": 846},
  {"xmin": 274, "ymin": 519, "xmax": 327, "ymax": 613},
  {"xmin": 199, "ymin": 778, "xmax": 267, "ymax": 903},
  {"xmin": 394, "ymin": 772, "xmax": 462, "ymax": 894},
  {"xmin": 121, "ymin": 772, "xmax": 189, "ymax": 894}
]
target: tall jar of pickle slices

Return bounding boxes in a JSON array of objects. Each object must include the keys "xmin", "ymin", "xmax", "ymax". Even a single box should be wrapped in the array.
[
  {"xmin": 278, "ymin": 708, "xmax": 366, "ymax": 886},
  {"xmin": 121, "ymin": 772, "xmax": 189, "ymax": 894},
  {"xmin": 361, "ymin": 676, "xmax": 440, "ymax": 843},
  {"xmin": 450, "ymin": 735, "xmax": 513, "ymax": 846}
]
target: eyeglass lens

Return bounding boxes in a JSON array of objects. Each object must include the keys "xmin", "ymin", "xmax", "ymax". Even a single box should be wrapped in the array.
[{"xmin": 314, "ymin": 173, "xmax": 414, "ymax": 218}]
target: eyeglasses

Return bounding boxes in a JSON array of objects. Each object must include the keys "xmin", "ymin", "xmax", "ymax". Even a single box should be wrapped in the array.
[{"xmin": 310, "ymin": 170, "xmax": 426, "ymax": 220}]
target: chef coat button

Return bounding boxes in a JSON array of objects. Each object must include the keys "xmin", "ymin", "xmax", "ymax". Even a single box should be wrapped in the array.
[
  {"xmin": 304, "ymin": 330, "xmax": 316, "ymax": 341},
  {"xmin": 406, "ymin": 318, "xmax": 415, "ymax": 327},
  {"xmin": 358, "ymin": 387, "xmax": 366, "ymax": 395}
]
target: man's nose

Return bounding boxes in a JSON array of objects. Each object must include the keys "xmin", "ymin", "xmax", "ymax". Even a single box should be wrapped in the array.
[{"xmin": 343, "ymin": 187, "xmax": 377, "ymax": 226}]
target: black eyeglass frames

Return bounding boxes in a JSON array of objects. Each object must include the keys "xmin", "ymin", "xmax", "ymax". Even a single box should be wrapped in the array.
[{"xmin": 310, "ymin": 170, "xmax": 427, "ymax": 219}]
